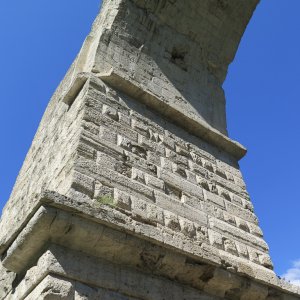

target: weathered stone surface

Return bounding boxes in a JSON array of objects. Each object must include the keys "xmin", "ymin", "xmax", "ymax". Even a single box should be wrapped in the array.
[
  {"xmin": 2, "ymin": 192, "xmax": 300, "ymax": 299},
  {"xmin": 7, "ymin": 244, "xmax": 225, "ymax": 300},
  {"xmin": 92, "ymin": 0, "xmax": 258, "ymax": 134},
  {"xmin": 1, "ymin": 0, "xmax": 300, "ymax": 299},
  {"xmin": 0, "ymin": 262, "xmax": 15, "ymax": 300}
]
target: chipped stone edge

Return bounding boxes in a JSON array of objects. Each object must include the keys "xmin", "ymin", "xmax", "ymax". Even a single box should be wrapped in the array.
[
  {"xmin": 62, "ymin": 72, "xmax": 90, "ymax": 107},
  {"xmin": 5, "ymin": 245, "xmax": 218, "ymax": 300}
]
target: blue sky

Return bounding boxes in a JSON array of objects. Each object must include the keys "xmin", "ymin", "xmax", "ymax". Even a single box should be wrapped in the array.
[{"xmin": 0, "ymin": 0, "xmax": 299, "ymax": 281}]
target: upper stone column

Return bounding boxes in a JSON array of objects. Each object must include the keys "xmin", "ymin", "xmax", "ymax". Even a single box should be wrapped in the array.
[{"xmin": 74, "ymin": 0, "xmax": 259, "ymax": 136}]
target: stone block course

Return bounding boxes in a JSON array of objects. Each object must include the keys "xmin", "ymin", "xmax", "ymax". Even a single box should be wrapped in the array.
[
  {"xmin": 1, "ymin": 0, "xmax": 300, "ymax": 298},
  {"xmin": 65, "ymin": 79, "xmax": 272, "ymax": 272}
]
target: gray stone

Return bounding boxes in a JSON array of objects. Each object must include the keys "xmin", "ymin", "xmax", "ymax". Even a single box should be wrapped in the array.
[{"xmin": 1, "ymin": 0, "xmax": 300, "ymax": 299}]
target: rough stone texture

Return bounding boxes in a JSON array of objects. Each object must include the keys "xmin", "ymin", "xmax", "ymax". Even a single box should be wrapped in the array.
[
  {"xmin": 1, "ymin": 193, "xmax": 300, "ymax": 299},
  {"xmin": 0, "ymin": 66, "xmax": 86, "ymax": 255},
  {"xmin": 0, "ymin": 262, "xmax": 15, "ymax": 300},
  {"xmin": 82, "ymin": 0, "xmax": 259, "ymax": 134},
  {"xmin": 1, "ymin": 0, "xmax": 300, "ymax": 299},
  {"xmin": 7, "ymin": 244, "xmax": 224, "ymax": 300},
  {"xmin": 68, "ymin": 76, "xmax": 271, "ymax": 272}
]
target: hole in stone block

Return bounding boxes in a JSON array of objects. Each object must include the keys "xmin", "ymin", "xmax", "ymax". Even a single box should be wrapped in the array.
[
  {"xmin": 165, "ymin": 183, "xmax": 182, "ymax": 199},
  {"xmin": 171, "ymin": 47, "xmax": 188, "ymax": 71},
  {"xmin": 217, "ymin": 0, "xmax": 228, "ymax": 10}
]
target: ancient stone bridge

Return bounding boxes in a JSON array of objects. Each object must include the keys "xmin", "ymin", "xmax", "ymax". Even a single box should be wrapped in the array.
[{"xmin": 1, "ymin": 0, "xmax": 300, "ymax": 299}]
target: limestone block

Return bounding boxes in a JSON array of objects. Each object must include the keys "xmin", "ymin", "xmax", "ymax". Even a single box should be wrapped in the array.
[
  {"xmin": 25, "ymin": 275, "xmax": 74, "ymax": 300},
  {"xmin": 113, "ymin": 188, "xmax": 132, "ymax": 210},
  {"xmin": 0, "ymin": 262, "xmax": 15, "ymax": 300},
  {"xmin": 1, "ymin": 0, "xmax": 300, "ymax": 298}
]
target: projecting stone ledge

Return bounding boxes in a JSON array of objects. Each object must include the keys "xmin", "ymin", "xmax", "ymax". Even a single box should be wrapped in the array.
[
  {"xmin": 63, "ymin": 72, "xmax": 247, "ymax": 160},
  {"xmin": 69, "ymin": 0, "xmax": 260, "ymax": 134},
  {"xmin": 1, "ymin": 190, "xmax": 299, "ymax": 300}
]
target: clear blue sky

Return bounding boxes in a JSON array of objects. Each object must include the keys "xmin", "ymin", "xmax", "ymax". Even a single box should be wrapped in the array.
[{"xmin": 0, "ymin": 0, "xmax": 299, "ymax": 281}]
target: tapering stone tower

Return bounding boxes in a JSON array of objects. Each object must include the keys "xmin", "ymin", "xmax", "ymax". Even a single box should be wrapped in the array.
[{"xmin": 1, "ymin": 1, "xmax": 299, "ymax": 299}]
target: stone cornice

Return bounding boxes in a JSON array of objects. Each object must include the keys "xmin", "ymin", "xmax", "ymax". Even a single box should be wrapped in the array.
[{"xmin": 2, "ymin": 190, "xmax": 299, "ymax": 299}]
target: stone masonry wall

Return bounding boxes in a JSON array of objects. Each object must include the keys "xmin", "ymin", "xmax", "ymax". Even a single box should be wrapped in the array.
[
  {"xmin": 0, "ymin": 0, "xmax": 259, "ymax": 248},
  {"xmin": 91, "ymin": 0, "xmax": 259, "ymax": 134},
  {"xmin": 68, "ymin": 77, "xmax": 273, "ymax": 272},
  {"xmin": 4, "ymin": 1, "xmax": 294, "ymax": 298},
  {"xmin": 0, "ymin": 63, "xmax": 85, "ymax": 252}
]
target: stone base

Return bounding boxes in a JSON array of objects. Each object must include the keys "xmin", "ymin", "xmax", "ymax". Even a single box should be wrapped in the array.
[
  {"xmin": 1, "ymin": 191, "xmax": 299, "ymax": 299},
  {"xmin": 7, "ymin": 245, "xmax": 223, "ymax": 300}
]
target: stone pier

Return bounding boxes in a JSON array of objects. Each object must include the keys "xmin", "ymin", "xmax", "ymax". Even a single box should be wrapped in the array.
[{"xmin": 1, "ymin": 1, "xmax": 299, "ymax": 299}]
